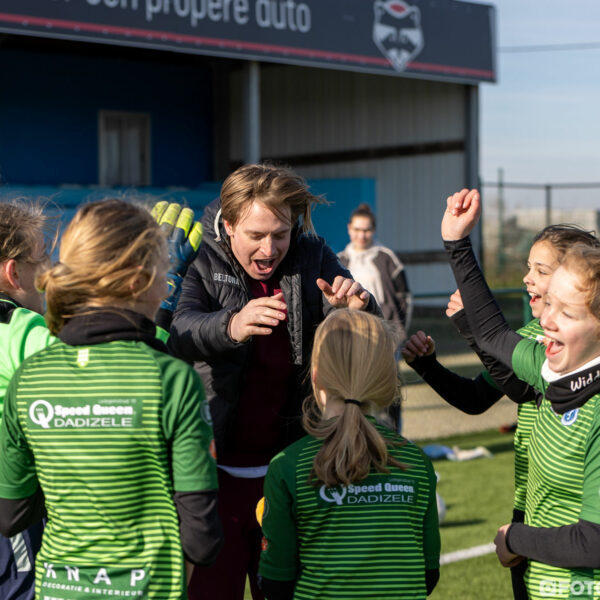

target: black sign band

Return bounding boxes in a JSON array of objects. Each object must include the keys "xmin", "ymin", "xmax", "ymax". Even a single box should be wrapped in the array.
[{"xmin": 0, "ymin": 1, "xmax": 495, "ymax": 84}]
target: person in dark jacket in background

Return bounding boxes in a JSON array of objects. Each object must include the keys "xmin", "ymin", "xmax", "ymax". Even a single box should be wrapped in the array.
[{"xmin": 170, "ymin": 163, "xmax": 380, "ymax": 600}]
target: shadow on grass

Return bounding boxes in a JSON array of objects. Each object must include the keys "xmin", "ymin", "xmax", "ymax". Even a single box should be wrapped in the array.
[
  {"xmin": 440, "ymin": 518, "xmax": 485, "ymax": 529},
  {"xmin": 485, "ymin": 440, "xmax": 515, "ymax": 455}
]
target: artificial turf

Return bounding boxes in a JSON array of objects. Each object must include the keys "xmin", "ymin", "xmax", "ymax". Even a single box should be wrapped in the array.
[{"xmin": 244, "ymin": 428, "xmax": 516, "ymax": 599}]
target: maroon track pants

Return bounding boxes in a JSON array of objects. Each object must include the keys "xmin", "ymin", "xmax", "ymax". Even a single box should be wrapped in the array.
[{"xmin": 188, "ymin": 469, "xmax": 266, "ymax": 600}]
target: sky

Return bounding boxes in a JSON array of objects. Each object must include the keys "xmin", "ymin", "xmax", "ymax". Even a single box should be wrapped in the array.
[{"xmin": 479, "ymin": 0, "xmax": 600, "ymax": 196}]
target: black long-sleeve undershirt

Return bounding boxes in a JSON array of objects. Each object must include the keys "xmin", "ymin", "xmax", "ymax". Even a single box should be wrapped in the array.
[
  {"xmin": 0, "ymin": 487, "xmax": 223, "ymax": 567},
  {"xmin": 443, "ymin": 237, "xmax": 522, "ymax": 368},
  {"xmin": 444, "ymin": 235, "xmax": 600, "ymax": 569},
  {"xmin": 408, "ymin": 352, "xmax": 504, "ymax": 414},
  {"xmin": 450, "ymin": 310, "xmax": 540, "ymax": 406},
  {"xmin": 173, "ymin": 490, "xmax": 224, "ymax": 566},
  {"xmin": 0, "ymin": 486, "xmax": 46, "ymax": 537},
  {"xmin": 407, "ymin": 308, "xmax": 538, "ymax": 414},
  {"xmin": 507, "ymin": 519, "xmax": 600, "ymax": 569}
]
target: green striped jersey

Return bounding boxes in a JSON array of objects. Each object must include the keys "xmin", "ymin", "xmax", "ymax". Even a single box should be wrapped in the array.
[
  {"xmin": 259, "ymin": 420, "xmax": 440, "ymax": 600},
  {"xmin": 513, "ymin": 318, "xmax": 545, "ymax": 512},
  {"xmin": 513, "ymin": 339, "xmax": 600, "ymax": 599},
  {"xmin": 480, "ymin": 318, "xmax": 544, "ymax": 511},
  {"xmin": 0, "ymin": 339, "xmax": 218, "ymax": 600},
  {"xmin": 0, "ymin": 297, "xmax": 55, "ymax": 421}
]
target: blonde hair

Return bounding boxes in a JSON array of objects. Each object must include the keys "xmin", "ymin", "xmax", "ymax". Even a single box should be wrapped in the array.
[
  {"xmin": 38, "ymin": 199, "xmax": 165, "ymax": 335},
  {"xmin": 220, "ymin": 163, "xmax": 324, "ymax": 234},
  {"xmin": 0, "ymin": 199, "xmax": 55, "ymax": 264},
  {"xmin": 304, "ymin": 309, "xmax": 405, "ymax": 487},
  {"xmin": 561, "ymin": 244, "xmax": 600, "ymax": 320}
]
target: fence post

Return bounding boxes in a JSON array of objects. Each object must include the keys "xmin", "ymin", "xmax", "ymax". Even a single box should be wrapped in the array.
[
  {"xmin": 498, "ymin": 168, "xmax": 505, "ymax": 272},
  {"xmin": 545, "ymin": 184, "xmax": 552, "ymax": 227}
]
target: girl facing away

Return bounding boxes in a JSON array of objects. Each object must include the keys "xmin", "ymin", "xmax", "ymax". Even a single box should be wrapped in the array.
[
  {"xmin": 258, "ymin": 309, "xmax": 440, "ymax": 600},
  {"xmin": 0, "ymin": 199, "xmax": 222, "ymax": 599},
  {"xmin": 442, "ymin": 189, "xmax": 600, "ymax": 600},
  {"xmin": 403, "ymin": 225, "xmax": 599, "ymax": 599}
]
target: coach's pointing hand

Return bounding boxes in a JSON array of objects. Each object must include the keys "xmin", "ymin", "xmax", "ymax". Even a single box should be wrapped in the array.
[{"xmin": 317, "ymin": 276, "xmax": 370, "ymax": 310}]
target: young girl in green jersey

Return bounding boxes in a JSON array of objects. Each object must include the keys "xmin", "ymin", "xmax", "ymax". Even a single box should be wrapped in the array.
[
  {"xmin": 0, "ymin": 199, "xmax": 222, "ymax": 600},
  {"xmin": 258, "ymin": 309, "xmax": 440, "ymax": 600},
  {"xmin": 442, "ymin": 189, "xmax": 600, "ymax": 600},
  {"xmin": 0, "ymin": 199, "xmax": 56, "ymax": 600},
  {"xmin": 404, "ymin": 224, "xmax": 599, "ymax": 600}
]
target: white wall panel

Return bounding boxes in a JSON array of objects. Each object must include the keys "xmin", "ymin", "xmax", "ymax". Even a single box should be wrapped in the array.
[
  {"xmin": 298, "ymin": 153, "xmax": 466, "ymax": 297},
  {"xmin": 228, "ymin": 63, "xmax": 476, "ymax": 299},
  {"xmin": 230, "ymin": 65, "xmax": 465, "ymax": 158},
  {"xmin": 297, "ymin": 154, "xmax": 462, "ymax": 250}
]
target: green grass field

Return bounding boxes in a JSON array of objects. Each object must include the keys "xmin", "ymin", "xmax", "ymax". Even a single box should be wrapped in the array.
[
  {"xmin": 244, "ymin": 428, "xmax": 516, "ymax": 599},
  {"xmin": 429, "ymin": 429, "xmax": 515, "ymax": 600}
]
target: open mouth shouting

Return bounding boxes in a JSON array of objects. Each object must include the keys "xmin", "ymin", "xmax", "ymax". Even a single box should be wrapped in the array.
[
  {"xmin": 254, "ymin": 258, "xmax": 277, "ymax": 276},
  {"xmin": 528, "ymin": 290, "xmax": 542, "ymax": 307},
  {"xmin": 544, "ymin": 336, "xmax": 564, "ymax": 360}
]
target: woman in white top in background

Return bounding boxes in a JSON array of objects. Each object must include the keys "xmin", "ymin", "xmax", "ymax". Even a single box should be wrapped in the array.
[{"xmin": 338, "ymin": 203, "xmax": 412, "ymax": 433}]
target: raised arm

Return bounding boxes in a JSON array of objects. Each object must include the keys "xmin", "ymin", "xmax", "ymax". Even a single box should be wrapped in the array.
[{"xmin": 440, "ymin": 189, "xmax": 522, "ymax": 369}]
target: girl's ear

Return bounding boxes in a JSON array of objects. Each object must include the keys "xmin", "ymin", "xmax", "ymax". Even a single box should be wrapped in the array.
[
  {"xmin": 128, "ymin": 267, "xmax": 146, "ymax": 295},
  {"xmin": 311, "ymin": 367, "xmax": 318, "ymax": 386},
  {"xmin": 1, "ymin": 259, "xmax": 20, "ymax": 291}
]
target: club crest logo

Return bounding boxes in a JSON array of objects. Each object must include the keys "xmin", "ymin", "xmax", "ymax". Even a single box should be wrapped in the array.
[
  {"xmin": 373, "ymin": 0, "xmax": 424, "ymax": 72},
  {"xmin": 561, "ymin": 408, "xmax": 579, "ymax": 426}
]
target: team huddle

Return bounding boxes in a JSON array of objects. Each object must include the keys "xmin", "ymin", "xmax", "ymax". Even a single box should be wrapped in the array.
[{"xmin": 0, "ymin": 165, "xmax": 599, "ymax": 600}]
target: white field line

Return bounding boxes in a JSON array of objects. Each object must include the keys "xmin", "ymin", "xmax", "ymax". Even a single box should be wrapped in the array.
[{"xmin": 440, "ymin": 542, "xmax": 496, "ymax": 565}]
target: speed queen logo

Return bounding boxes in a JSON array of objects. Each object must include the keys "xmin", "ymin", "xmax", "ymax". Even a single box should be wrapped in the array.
[
  {"xmin": 29, "ymin": 399, "xmax": 54, "ymax": 429},
  {"xmin": 373, "ymin": 0, "xmax": 424, "ymax": 72}
]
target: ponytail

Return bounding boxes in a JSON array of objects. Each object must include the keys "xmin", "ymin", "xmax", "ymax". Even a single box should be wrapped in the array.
[
  {"xmin": 303, "ymin": 397, "xmax": 404, "ymax": 487},
  {"xmin": 305, "ymin": 310, "xmax": 405, "ymax": 487}
]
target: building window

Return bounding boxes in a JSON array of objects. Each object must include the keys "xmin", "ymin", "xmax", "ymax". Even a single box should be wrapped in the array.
[{"xmin": 99, "ymin": 111, "xmax": 150, "ymax": 186}]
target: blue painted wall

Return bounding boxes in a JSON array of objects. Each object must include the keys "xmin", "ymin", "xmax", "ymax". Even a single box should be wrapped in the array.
[
  {"xmin": 310, "ymin": 178, "xmax": 376, "ymax": 253},
  {"xmin": 0, "ymin": 49, "xmax": 213, "ymax": 187},
  {"xmin": 0, "ymin": 178, "xmax": 374, "ymax": 254}
]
